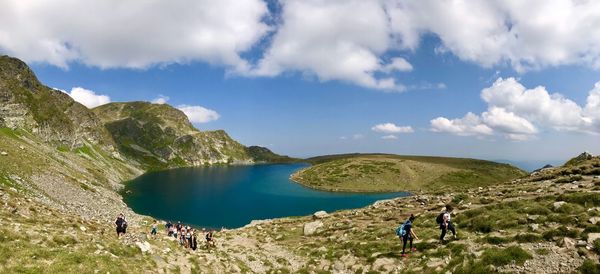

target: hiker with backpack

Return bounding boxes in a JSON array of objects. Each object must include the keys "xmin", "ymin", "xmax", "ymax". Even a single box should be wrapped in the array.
[
  {"xmin": 115, "ymin": 213, "xmax": 127, "ymax": 238},
  {"xmin": 396, "ymin": 214, "xmax": 419, "ymax": 257},
  {"xmin": 437, "ymin": 204, "xmax": 458, "ymax": 242}
]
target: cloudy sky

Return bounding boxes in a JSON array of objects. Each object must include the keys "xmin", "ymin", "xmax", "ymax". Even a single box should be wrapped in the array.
[{"xmin": 2, "ymin": 0, "xmax": 600, "ymax": 166}]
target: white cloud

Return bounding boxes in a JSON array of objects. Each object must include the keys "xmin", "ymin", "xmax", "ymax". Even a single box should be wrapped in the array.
[
  {"xmin": 481, "ymin": 107, "xmax": 537, "ymax": 138},
  {"xmin": 151, "ymin": 95, "xmax": 170, "ymax": 105},
  {"xmin": 381, "ymin": 57, "xmax": 413, "ymax": 73},
  {"xmin": 585, "ymin": 82, "xmax": 600, "ymax": 131},
  {"xmin": 381, "ymin": 135, "xmax": 398, "ymax": 140},
  {"xmin": 249, "ymin": 0, "xmax": 408, "ymax": 91},
  {"xmin": 0, "ymin": 0, "xmax": 270, "ymax": 70},
  {"xmin": 63, "ymin": 87, "xmax": 110, "ymax": 108},
  {"xmin": 430, "ymin": 113, "xmax": 493, "ymax": 136},
  {"xmin": 371, "ymin": 123, "xmax": 414, "ymax": 134},
  {"xmin": 385, "ymin": 0, "xmax": 600, "ymax": 71},
  {"xmin": 4, "ymin": 1, "xmax": 600, "ymax": 91},
  {"xmin": 481, "ymin": 78, "xmax": 588, "ymax": 131},
  {"xmin": 431, "ymin": 77, "xmax": 600, "ymax": 140},
  {"xmin": 176, "ymin": 105, "xmax": 220, "ymax": 123}
]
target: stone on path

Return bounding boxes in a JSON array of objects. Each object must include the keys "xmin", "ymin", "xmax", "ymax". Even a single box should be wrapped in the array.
[
  {"xmin": 587, "ymin": 233, "xmax": 600, "ymax": 244},
  {"xmin": 559, "ymin": 237, "xmax": 576, "ymax": 249},
  {"xmin": 313, "ymin": 210, "xmax": 328, "ymax": 219},
  {"xmin": 553, "ymin": 201, "xmax": 566, "ymax": 210},
  {"xmin": 303, "ymin": 221, "xmax": 323, "ymax": 236},
  {"xmin": 135, "ymin": 241, "xmax": 152, "ymax": 253}
]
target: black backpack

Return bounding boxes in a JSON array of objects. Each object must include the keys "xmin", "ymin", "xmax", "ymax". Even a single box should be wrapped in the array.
[{"xmin": 436, "ymin": 212, "xmax": 445, "ymax": 224}]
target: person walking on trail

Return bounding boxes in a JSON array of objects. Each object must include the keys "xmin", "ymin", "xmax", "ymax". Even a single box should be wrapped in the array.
[
  {"xmin": 397, "ymin": 214, "xmax": 419, "ymax": 257},
  {"xmin": 438, "ymin": 204, "xmax": 458, "ymax": 242},
  {"xmin": 151, "ymin": 221, "xmax": 158, "ymax": 238},
  {"xmin": 206, "ymin": 230, "xmax": 216, "ymax": 248},
  {"xmin": 115, "ymin": 213, "xmax": 127, "ymax": 238}
]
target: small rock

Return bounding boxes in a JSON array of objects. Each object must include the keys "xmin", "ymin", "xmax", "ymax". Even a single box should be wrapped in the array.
[
  {"xmin": 79, "ymin": 226, "xmax": 87, "ymax": 232},
  {"xmin": 135, "ymin": 241, "xmax": 152, "ymax": 253},
  {"xmin": 553, "ymin": 201, "xmax": 567, "ymax": 210},
  {"xmin": 559, "ymin": 237, "xmax": 576, "ymax": 249},
  {"xmin": 303, "ymin": 221, "xmax": 323, "ymax": 236},
  {"xmin": 313, "ymin": 211, "xmax": 328, "ymax": 219},
  {"xmin": 527, "ymin": 215, "xmax": 540, "ymax": 222},
  {"xmin": 333, "ymin": 261, "xmax": 345, "ymax": 271},
  {"xmin": 0, "ymin": 151, "xmax": 7, "ymax": 156},
  {"xmin": 577, "ymin": 240, "xmax": 588, "ymax": 247},
  {"xmin": 529, "ymin": 224, "xmax": 539, "ymax": 231},
  {"xmin": 587, "ymin": 233, "xmax": 600, "ymax": 244},
  {"xmin": 19, "ymin": 145, "xmax": 24, "ymax": 150},
  {"xmin": 589, "ymin": 217, "xmax": 600, "ymax": 225}
]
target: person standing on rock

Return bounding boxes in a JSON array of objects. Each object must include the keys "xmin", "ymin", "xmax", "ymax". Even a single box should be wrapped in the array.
[
  {"xmin": 400, "ymin": 214, "xmax": 419, "ymax": 257},
  {"xmin": 438, "ymin": 204, "xmax": 458, "ymax": 242},
  {"xmin": 115, "ymin": 213, "xmax": 127, "ymax": 238}
]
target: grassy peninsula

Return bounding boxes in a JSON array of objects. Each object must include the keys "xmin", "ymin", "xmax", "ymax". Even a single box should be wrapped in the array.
[{"xmin": 291, "ymin": 154, "xmax": 527, "ymax": 192}]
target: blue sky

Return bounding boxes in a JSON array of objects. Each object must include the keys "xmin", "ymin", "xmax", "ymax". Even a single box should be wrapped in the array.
[{"xmin": 2, "ymin": 1, "xmax": 600, "ymax": 166}]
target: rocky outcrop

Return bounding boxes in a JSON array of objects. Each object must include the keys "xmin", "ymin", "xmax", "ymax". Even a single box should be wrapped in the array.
[
  {"xmin": 0, "ymin": 55, "xmax": 115, "ymax": 149},
  {"xmin": 93, "ymin": 102, "xmax": 255, "ymax": 169}
]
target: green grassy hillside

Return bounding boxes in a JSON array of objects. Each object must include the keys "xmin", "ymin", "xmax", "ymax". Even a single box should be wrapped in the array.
[
  {"xmin": 292, "ymin": 154, "xmax": 527, "ymax": 192},
  {"xmin": 93, "ymin": 102, "xmax": 253, "ymax": 169}
]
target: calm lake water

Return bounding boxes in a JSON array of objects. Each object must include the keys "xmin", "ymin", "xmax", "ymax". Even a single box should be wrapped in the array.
[{"xmin": 122, "ymin": 163, "xmax": 408, "ymax": 228}]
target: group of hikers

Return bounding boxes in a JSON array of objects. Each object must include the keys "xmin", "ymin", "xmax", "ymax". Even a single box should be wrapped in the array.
[
  {"xmin": 114, "ymin": 214, "xmax": 216, "ymax": 251},
  {"xmin": 396, "ymin": 204, "xmax": 458, "ymax": 257},
  {"xmin": 116, "ymin": 204, "xmax": 457, "ymax": 258},
  {"xmin": 164, "ymin": 221, "xmax": 216, "ymax": 251}
]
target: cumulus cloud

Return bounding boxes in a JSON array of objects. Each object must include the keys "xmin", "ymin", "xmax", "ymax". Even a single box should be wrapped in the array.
[
  {"xmin": 249, "ymin": 0, "xmax": 600, "ymax": 90},
  {"xmin": 431, "ymin": 77, "xmax": 600, "ymax": 140},
  {"xmin": 176, "ymin": 105, "xmax": 220, "ymax": 123},
  {"xmin": 248, "ymin": 0, "xmax": 408, "ymax": 91},
  {"xmin": 430, "ymin": 113, "xmax": 493, "ymax": 136},
  {"xmin": 481, "ymin": 78, "xmax": 588, "ymax": 131},
  {"xmin": 371, "ymin": 123, "xmax": 414, "ymax": 134},
  {"xmin": 4, "ymin": 1, "xmax": 600, "ymax": 91},
  {"xmin": 151, "ymin": 95, "xmax": 170, "ymax": 104},
  {"xmin": 481, "ymin": 107, "xmax": 537, "ymax": 135},
  {"xmin": 0, "ymin": 0, "xmax": 270, "ymax": 70},
  {"xmin": 385, "ymin": 0, "xmax": 600, "ymax": 71},
  {"xmin": 62, "ymin": 87, "xmax": 111, "ymax": 108}
]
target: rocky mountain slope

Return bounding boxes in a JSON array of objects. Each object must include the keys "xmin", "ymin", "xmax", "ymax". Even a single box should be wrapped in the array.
[
  {"xmin": 0, "ymin": 55, "xmax": 115, "ymax": 150},
  {"xmin": 93, "ymin": 102, "xmax": 255, "ymax": 169}
]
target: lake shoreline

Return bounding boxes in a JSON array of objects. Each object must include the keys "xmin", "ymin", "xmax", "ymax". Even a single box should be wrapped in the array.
[{"xmin": 121, "ymin": 163, "xmax": 408, "ymax": 229}]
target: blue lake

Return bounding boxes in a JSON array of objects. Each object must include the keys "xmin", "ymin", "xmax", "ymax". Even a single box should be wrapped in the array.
[{"xmin": 122, "ymin": 163, "xmax": 408, "ymax": 228}]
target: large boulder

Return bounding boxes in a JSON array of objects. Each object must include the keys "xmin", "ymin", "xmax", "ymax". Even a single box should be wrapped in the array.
[{"xmin": 303, "ymin": 221, "xmax": 323, "ymax": 236}]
